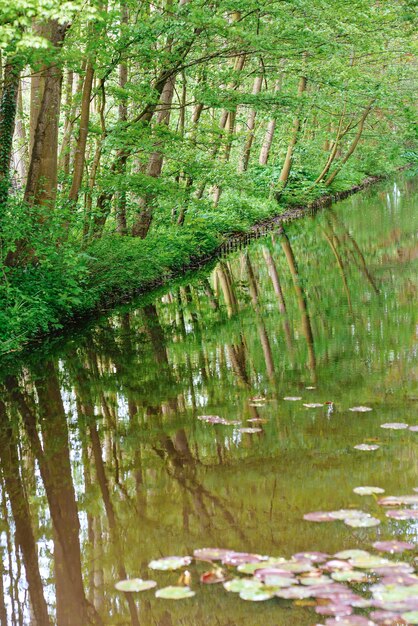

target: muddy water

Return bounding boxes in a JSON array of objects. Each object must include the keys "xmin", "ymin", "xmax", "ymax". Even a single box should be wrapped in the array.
[{"xmin": 0, "ymin": 175, "xmax": 417, "ymax": 625}]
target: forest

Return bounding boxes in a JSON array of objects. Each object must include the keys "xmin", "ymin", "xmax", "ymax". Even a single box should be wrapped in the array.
[{"xmin": 0, "ymin": 0, "xmax": 417, "ymax": 354}]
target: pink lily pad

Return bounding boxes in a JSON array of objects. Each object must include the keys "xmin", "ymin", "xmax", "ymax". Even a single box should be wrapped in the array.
[
  {"xmin": 293, "ymin": 552, "xmax": 330, "ymax": 563},
  {"xmin": 386, "ymin": 509, "xmax": 418, "ymax": 520},
  {"xmin": 372, "ymin": 541, "xmax": 414, "ymax": 554},
  {"xmin": 316, "ymin": 605, "xmax": 353, "ymax": 616},
  {"xmin": 303, "ymin": 511, "xmax": 336, "ymax": 522},
  {"xmin": 380, "ymin": 423, "xmax": 409, "ymax": 430},
  {"xmin": 283, "ymin": 396, "xmax": 302, "ymax": 401},
  {"xmin": 324, "ymin": 617, "xmax": 376, "ymax": 625},
  {"xmin": 193, "ymin": 548, "xmax": 233, "ymax": 561},
  {"xmin": 409, "ymin": 426, "xmax": 418, "ymax": 432},
  {"xmin": 222, "ymin": 552, "xmax": 267, "ymax": 566}
]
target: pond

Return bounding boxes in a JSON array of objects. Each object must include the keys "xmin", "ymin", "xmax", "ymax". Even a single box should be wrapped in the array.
[{"xmin": 0, "ymin": 174, "xmax": 417, "ymax": 625}]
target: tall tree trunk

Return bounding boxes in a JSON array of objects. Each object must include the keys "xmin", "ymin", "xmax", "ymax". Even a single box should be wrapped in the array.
[
  {"xmin": 68, "ymin": 61, "xmax": 94, "ymax": 204},
  {"xmin": 239, "ymin": 74, "xmax": 263, "ymax": 172},
  {"xmin": 276, "ymin": 72, "xmax": 307, "ymax": 194},
  {"xmin": 259, "ymin": 79, "xmax": 282, "ymax": 165},
  {"xmin": 116, "ymin": 2, "xmax": 128, "ymax": 235},
  {"xmin": 131, "ymin": 75, "xmax": 175, "ymax": 237},
  {"xmin": 14, "ymin": 80, "xmax": 29, "ymax": 187},
  {"xmin": 24, "ymin": 21, "xmax": 67, "ymax": 208},
  {"xmin": 0, "ymin": 60, "xmax": 21, "ymax": 207}
]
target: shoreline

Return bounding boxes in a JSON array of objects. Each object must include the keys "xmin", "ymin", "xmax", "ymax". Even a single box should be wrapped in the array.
[{"xmin": 0, "ymin": 169, "xmax": 410, "ymax": 362}]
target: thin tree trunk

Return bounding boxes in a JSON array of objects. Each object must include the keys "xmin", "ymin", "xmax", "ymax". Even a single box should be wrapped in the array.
[
  {"xmin": 131, "ymin": 74, "xmax": 176, "ymax": 237},
  {"xmin": 276, "ymin": 72, "xmax": 307, "ymax": 193},
  {"xmin": 239, "ymin": 74, "xmax": 263, "ymax": 172},
  {"xmin": 116, "ymin": 1, "xmax": 128, "ymax": 235},
  {"xmin": 259, "ymin": 79, "xmax": 282, "ymax": 165},
  {"xmin": 68, "ymin": 61, "xmax": 94, "ymax": 204},
  {"xmin": 0, "ymin": 60, "xmax": 21, "ymax": 207},
  {"xmin": 324, "ymin": 101, "xmax": 374, "ymax": 186}
]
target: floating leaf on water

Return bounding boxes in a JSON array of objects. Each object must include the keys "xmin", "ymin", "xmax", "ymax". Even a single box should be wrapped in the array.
[
  {"xmin": 409, "ymin": 426, "xmax": 418, "ymax": 432},
  {"xmin": 155, "ymin": 586, "xmax": 195, "ymax": 600},
  {"xmin": 402, "ymin": 612, "xmax": 418, "ymax": 623},
  {"xmin": 115, "ymin": 578, "xmax": 157, "ymax": 592},
  {"xmin": 324, "ymin": 617, "xmax": 376, "ymax": 625},
  {"xmin": 349, "ymin": 555, "xmax": 390, "ymax": 569},
  {"xmin": 223, "ymin": 578, "xmax": 262, "ymax": 593},
  {"xmin": 380, "ymin": 423, "xmax": 409, "ymax": 430},
  {"xmin": 353, "ymin": 486, "xmax": 385, "ymax": 496},
  {"xmin": 247, "ymin": 418, "xmax": 269, "ymax": 424},
  {"xmin": 239, "ymin": 588, "xmax": 275, "ymax": 601},
  {"xmin": 303, "ymin": 403, "xmax": 324, "ymax": 408},
  {"xmin": 222, "ymin": 552, "xmax": 268, "ymax": 567},
  {"xmin": 306, "ymin": 386, "xmax": 316, "ymax": 390},
  {"xmin": 193, "ymin": 548, "xmax": 233, "ymax": 561},
  {"xmin": 329, "ymin": 509, "xmax": 367, "ymax": 521},
  {"xmin": 323, "ymin": 560, "xmax": 352, "ymax": 572},
  {"xmin": 283, "ymin": 396, "xmax": 302, "ymax": 401},
  {"xmin": 344, "ymin": 515, "xmax": 381, "ymax": 528},
  {"xmin": 304, "ymin": 511, "xmax": 336, "ymax": 522},
  {"xmin": 334, "ymin": 549, "xmax": 371, "ymax": 560},
  {"xmin": 372, "ymin": 541, "xmax": 414, "ymax": 554},
  {"xmin": 275, "ymin": 560, "xmax": 314, "ymax": 573},
  {"xmin": 349, "ymin": 406, "xmax": 373, "ymax": 412},
  {"xmin": 236, "ymin": 558, "xmax": 284, "ymax": 574},
  {"xmin": 254, "ymin": 567, "xmax": 295, "ymax": 580},
  {"xmin": 261, "ymin": 574, "xmax": 294, "ymax": 587},
  {"xmin": 386, "ymin": 509, "xmax": 418, "ymax": 520},
  {"xmin": 379, "ymin": 495, "xmax": 418, "ymax": 506},
  {"xmin": 293, "ymin": 552, "xmax": 330, "ymax": 563},
  {"xmin": 354, "ymin": 444, "xmax": 380, "ymax": 451},
  {"xmin": 275, "ymin": 586, "xmax": 313, "ymax": 599},
  {"xmin": 198, "ymin": 415, "xmax": 223, "ymax": 423},
  {"xmin": 149, "ymin": 556, "xmax": 192, "ymax": 571},
  {"xmin": 331, "ymin": 571, "xmax": 368, "ymax": 583},
  {"xmin": 370, "ymin": 610, "xmax": 406, "ymax": 624},
  {"xmin": 301, "ymin": 575, "xmax": 332, "ymax": 586},
  {"xmin": 238, "ymin": 427, "xmax": 262, "ymax": 434},
  {"xmin": 316, "ymin": 604, "xmax": 353, "ymax": 617}
]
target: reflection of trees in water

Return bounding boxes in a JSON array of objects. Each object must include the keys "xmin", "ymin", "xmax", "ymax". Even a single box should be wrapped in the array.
[{"xmin": 0, "ymin": 202, "xmax": 409, "ymax": 624}]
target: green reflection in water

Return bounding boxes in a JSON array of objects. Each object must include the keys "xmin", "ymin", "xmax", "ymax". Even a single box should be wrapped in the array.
[{"xmin": 0, "ymin": 175, "xmax": 417, "ymax": 625}]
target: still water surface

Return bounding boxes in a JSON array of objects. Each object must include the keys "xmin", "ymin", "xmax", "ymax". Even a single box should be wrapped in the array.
[{"xmin": 0, "ymin": 175, "xmax": 417, "ymax": 625}]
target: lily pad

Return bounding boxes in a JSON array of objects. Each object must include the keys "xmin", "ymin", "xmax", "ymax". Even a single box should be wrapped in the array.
[
  {"xmin": 329, "ymin": 509, "xmax": 367, "ymax": 520},
  {"xmin": 380, "ymin": 423, "xmax": 409, "ymax": 430},
  {"xmin": 238, "ymin": 427, "xmax": 262, "ymax": 434},
  {"xmin": 193, "ymin": 548, "xmax": 232, "ymax": 561},
  {"xmin": 334, "ymin": 549, "xmax": 371, "ymax": 560},
  {"xmin": 379, "ymin": 495, "xmax": 418, "ymax": 506},
  {"xmin": 223, "ymin": 552, "xmax": 268, "ymax": 567},
  {"xmin": 344, "ymin": 515, "xmax": 380, "ymax": 528},
  {"xmin": 275, "ymin": 586, "xmax": 313, "ymax": 599},
  {"xmin": 283, "ymin": 396, "xmax": 302, "ymax": 401},
  {"xmin": 386, "ymin": 509, "xmax": 418, "ymax": 520},
  {"xmin": 354, "ymin": 444, "xmax": 380, "ymax": 451},
  {"xmin": 372, "ymin": 541, "xmax": 414, "ymax": 554},
  {"xmin": 402, "ymin": 612, "xmax": 418, "ymax": 623},
  {"xmin": 303, "ymin": 403, "xmax": 324, "ymax": 408},
  {"xmin": 304, "ymin": 511, "xmax": 336, "ymax": 522},
  {"xmin": 293, "ymin": 552, "xmax": 330, "ymax": 563},
  {"xmin": 239, "ymin": 588, "xmax": 275, "ymax": 601},
  {"xmin": 247, "ymin": 418, "xmax": 268, "ymax": 424},
  {"xmin": 409, "ymin": 426, "xmax": 418, "ymax": 432},
  {"xmin": 324, "ymin": 617, "xmax": 376, "ymax": 625},
  {"xmin": 155, "ymin": 586, "xmax": 195, "ymax": 600},
  {"xmin": 349, "ymin": 555, "xmax": 390, "ymax": 569},
  {"xmin": 149, "ymin": 556, "xmax": 192, "ymax": 571},
  {"xmin": 115, "ymin": 578, "xmax": 157, "ymax": 592},
  {"xmin": 331, "ymin": 571, "xmax": 368, "ymax": 583},
  {"xmin": 349, "ymin": 406, "xmax": 373, "ymax": 412},
  {"xmin": 353, "ymin": 486, "xmax": 385, "ymax": 496},
  {"xmin": 223, "ymin": 578, "xmax": 262, "ymax": 593}
]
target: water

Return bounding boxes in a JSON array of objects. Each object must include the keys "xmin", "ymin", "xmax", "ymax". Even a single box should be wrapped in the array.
[{"xmin": 0, "ymin": 175, "xmax": 417, "ymax": 625}]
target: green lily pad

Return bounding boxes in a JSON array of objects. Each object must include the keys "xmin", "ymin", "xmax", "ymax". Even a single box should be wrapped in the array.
[
  {"xmin": 155, "ymin": 586, "xmax": 195, "ymax": 600},
  {"xmin": 223, "ymin": 578, "xmax": 262, "ymax": 593},
  {"xmin": 349, "ymin": 555, "xmax": 390, "ymax": 569},
  {"xmin": 149, "ymin": 556, "xmax": 192, "ymax": 571},
  {"xmin": 344, "ymin": 515, "xmax": 380, "ymax": 528},
  {"xmin": 334, "ymin": 549, "xmax": 371, "ymax": 560},
  {"xmin": 115, "ymin": 578, "xmax": 157, "ymax": 592},
  {"xmin": 237, "ymin": 558, "xmax": 285, "ymax": 574},
  {"xmin": 353, "ymin": 486, "xmax": 385, "ymax": 496},
  {"xmin": 331, "ymin": 571, "xmax": 368, "ymax": 582},
  {"xmin": 239, "ymin": 588, "xmax": 275, "ymax": 601},
  {"xmin": 402, "ymin": 612, "xmax": 418, "ymax": 623}
]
